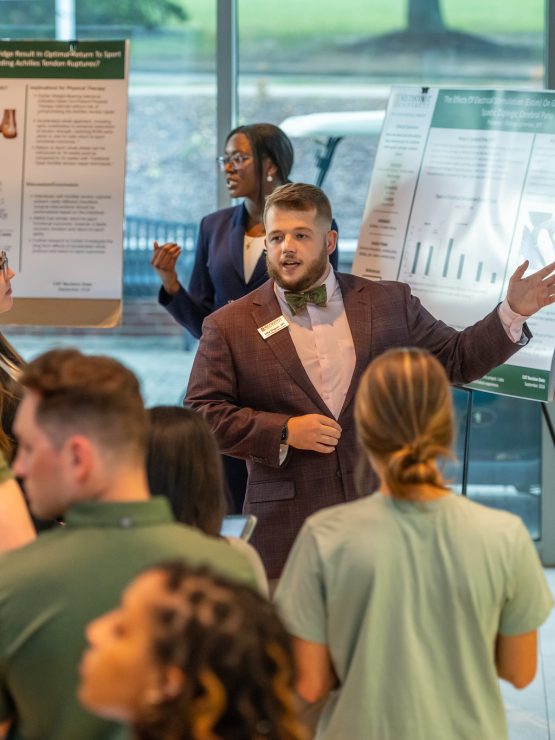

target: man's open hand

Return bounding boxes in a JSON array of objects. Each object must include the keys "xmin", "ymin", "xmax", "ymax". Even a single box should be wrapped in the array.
[{"xmin": 507, "ymin": 259, "xmax": 555, "ymax": 316}]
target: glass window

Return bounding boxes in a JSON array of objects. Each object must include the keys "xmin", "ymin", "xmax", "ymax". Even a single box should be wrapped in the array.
[
  {"xmin": 236, "ymin": 0, "xmax": 544, "ymax": 241},
  {"xmin": 2, "ymin": 2, "xmax": 549, "ymax": 543},
  {"xmin": 2, "ymin": 1, "xmax": 217, "ymax": 405},
  {"xmin": 235, "ymin": 0, "xmax": 547, "ymax": 540},
  {"xmin": 449, "ymin": 388, "xmax": 542, "ymax": 539}
]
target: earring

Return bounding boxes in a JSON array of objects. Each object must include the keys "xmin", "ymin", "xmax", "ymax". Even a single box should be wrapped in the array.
[{"xmin": 266, "ymin": 174, "xmax": 273, "ymax": 183}]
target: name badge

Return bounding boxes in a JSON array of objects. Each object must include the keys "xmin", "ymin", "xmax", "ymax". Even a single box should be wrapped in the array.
[{"xmin": 258, "ymin": 315, "xmax": 289, "ymax": 340}]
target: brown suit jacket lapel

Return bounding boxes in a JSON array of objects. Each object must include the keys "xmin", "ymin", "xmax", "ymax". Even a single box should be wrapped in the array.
[
  {"xmin": 336, "ymin": 273, "xmax": 373, "ymax": 419},
  {"xmin": 250, "ymin": 281, "xmax": 334, "ymax": 416}
]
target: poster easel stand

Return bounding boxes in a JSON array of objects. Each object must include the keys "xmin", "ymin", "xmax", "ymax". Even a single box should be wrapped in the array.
[
  {"xmin": 460, "ymin": 388, "xmax": 473, "ymax": 497},
  {"xmin": 541, "ymin": 403, "xmax": 555, "ymax": 446}
]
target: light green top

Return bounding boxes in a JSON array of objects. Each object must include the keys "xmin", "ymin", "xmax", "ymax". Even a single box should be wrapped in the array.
[
  {"xmin": 0, "ymin": 498, "xmax": 256, "ymax": 740},
  {"xmin": 275, "ymin": 493, "xmax": 554, "ymax": 740}
]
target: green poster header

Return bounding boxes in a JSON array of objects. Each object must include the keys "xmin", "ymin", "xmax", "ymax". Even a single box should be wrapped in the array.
[
  {"xmin": 469, "ymin": 364, "xmax": 550, "ymax": 402},
  {"xmin": 0, "ymin": 40, "xmax": 127, "ymax": 79},
  {"xmin": 432, "ymin": 89, "xmax": 555, "ymax": 135}
]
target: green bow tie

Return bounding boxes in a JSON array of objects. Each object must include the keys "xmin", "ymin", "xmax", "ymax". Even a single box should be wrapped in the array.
[{"xmin": 284, "ymin": 284, "xmax": 327, "ymax": 316}]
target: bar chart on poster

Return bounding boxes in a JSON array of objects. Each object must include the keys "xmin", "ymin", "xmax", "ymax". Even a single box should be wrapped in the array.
[
  {"xmin": 353, "ymin": 86, "xmax": 555, "ymax": 401},
  {"xmin": 406, "ymin": 237, "xmax": 498, "ymax": 284}
]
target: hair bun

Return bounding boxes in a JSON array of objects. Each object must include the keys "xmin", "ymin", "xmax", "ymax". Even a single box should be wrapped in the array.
[
  {"xmin": 407, "ymin": 439, "xmax": 427, "ymax": 464},
  {"xmin": 388, "ymin": 440, "xmax": 438, "ymax": 488},
  {"xmin": 354, "ymin": 348, "xmax": 453, "ymax": 498}
]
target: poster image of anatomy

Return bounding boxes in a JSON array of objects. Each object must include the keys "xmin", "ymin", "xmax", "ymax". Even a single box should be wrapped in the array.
[
  {"xmin": 353, "ymin": 86, "xmax": 555, "ymax": 401},
  {"xmin": 0, "ymin": 40, "xmax": 128, "ymax": 326}
]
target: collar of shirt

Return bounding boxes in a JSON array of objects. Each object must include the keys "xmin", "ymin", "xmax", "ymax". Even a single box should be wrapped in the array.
[
  {"xmin": 64, "ymin": 498, "xmax": 174, "ymax": 529},
  {"xmin": 274, "ymin": 266, "xmax": 340, "ymax": 319}
]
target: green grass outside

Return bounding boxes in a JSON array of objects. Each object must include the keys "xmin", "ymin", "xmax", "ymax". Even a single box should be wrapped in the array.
[
  {"xmin": 126, "ymin": 0, "xmax": 544, "ymax": 71},
  {"xmin": 181, "ymin": 0, "xmax": 543, "ymax": 38},
  {"xmin": 129, "ymin": 29, "xmax": 209, "ymax": 67}
]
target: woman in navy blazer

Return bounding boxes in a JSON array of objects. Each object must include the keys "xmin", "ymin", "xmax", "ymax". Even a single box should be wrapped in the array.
[
  {"xmin": 151, "ymin": 123, "xmax": 338, "ymax": 512},
  {"xmin": 152, "ymin": 123, "xmax": 338, "ymax": 338}
]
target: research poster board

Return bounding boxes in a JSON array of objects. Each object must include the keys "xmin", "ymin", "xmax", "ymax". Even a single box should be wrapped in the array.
[
  {"xmin": 353, "ymin": 86, "xmax": 555, "ymax": 402},
  {"xmin": 0, "ymin": 39, "xmax": 129, "ymax": 326}
]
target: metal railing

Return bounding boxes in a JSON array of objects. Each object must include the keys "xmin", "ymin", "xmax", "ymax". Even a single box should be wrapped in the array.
[
  {"xmin": 123, "ymin": 216, "xmax": 357, "ymax": 298},
  {"xmin": 123, "ymin": 216, "xmax": 198, "ymax": 298}
]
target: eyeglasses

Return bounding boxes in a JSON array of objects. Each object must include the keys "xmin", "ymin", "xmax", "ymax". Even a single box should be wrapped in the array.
[
  {"xmin": 0, "ymin": 252, "xmax": 8, "ymax": 279},
  {"xmin": 216, "ymin": 153, "xmax": 252, "ymax": 170}
]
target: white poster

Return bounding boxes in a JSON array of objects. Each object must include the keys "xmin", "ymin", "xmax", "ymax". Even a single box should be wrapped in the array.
[
  {"xmin": 353, "ymin": 86, "xmax": 555, "ymax": 401},
  {"xmin": 0, "ymin": 40, "xmax": 128, "ymax": 325}
]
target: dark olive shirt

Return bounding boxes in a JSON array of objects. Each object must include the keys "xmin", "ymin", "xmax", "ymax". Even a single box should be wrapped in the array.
[{"xmin": 0, "ymin": 498, "xmax": 256, "ymax": 740}]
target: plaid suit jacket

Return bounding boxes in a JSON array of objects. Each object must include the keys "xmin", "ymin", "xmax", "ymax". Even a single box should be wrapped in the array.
[{"xmin": 186, "ymin": 273, "xmax": 527, "ymax": 578}]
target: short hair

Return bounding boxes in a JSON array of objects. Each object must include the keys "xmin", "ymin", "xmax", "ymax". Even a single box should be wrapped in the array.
[
  {"xmin": 146, "ymin": 406, "xmax": 226, "ymax": 537},
  {"xmin": 355, "ymin": 348, "xmax": 454, "ymax": 498},
  {"xmin": 20, "ymin": 348, "xmax": 147, "ymax": 459},
  {"xmin": 133, "ymin": 562, "xmax": 306, "ymax": 740},
  {"xmin": 264, "ymin": 182, "xmax": 333, "ymax": 229},
  {"xmin": 226, "ymin": 123, "xmax": 294, "ymax": 208}
]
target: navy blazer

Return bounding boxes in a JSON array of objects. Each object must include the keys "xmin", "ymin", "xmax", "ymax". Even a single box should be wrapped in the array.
[{"xmin": 159, "ymin": 202, "xmax": 339, "ymax": 338}]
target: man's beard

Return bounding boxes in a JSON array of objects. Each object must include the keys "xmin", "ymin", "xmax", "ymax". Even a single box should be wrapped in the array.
[{"xmin": 266, "ymin": 242, "xmax": 329, "ymax": 292}]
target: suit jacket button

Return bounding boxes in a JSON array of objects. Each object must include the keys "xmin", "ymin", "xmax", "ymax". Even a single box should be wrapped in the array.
[{"xmin": 336, "ymin": 469, "xmax": 342, "ymax": 478}]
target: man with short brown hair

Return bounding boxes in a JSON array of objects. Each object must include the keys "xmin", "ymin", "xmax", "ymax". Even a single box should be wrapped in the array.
[{"xmin": 0, "ymin": 348, "xmax": 256, "ymax": 740}]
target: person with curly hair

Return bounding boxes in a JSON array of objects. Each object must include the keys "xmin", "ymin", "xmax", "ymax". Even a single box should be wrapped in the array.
[
  {"xmin": 0, "ymin": 348, "xmax": 256, "ymax": 739},
  {"xmin": 275, "ymin": 348, "xmax": 553, "ymax": 740},
  {"xmin": 79, "ymin": 561, "xmax": 306, "ymax": 740}
]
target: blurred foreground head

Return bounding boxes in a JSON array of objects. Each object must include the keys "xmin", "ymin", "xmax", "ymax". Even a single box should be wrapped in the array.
[
  {"xmin": 13, "ymin": 348, "xmax": 147, "ymax": 518},
  {"xmin": 80, "ymin": 561, "xmax": 306, "ymax": 740}
]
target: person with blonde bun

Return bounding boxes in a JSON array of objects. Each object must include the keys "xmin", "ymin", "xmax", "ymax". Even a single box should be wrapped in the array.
[{"xmin": 276, "ymin": 348, "xmax": 553, "ymax": 740}]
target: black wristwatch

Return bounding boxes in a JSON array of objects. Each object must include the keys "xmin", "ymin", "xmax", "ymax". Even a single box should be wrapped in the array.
[{"xmin": 280, "ymin": 423, "xmax": 289, "ymax": 444}]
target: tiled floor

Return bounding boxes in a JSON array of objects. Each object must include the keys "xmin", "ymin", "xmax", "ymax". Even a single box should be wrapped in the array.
[{"xmin": 7, "ymin": 332, "xmax": 555, "ymax": 737}]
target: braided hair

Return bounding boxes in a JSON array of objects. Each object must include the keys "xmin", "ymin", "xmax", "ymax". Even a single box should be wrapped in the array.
[{"xmin": 133, "ymin": 562, "xmax": 307, "ymax": 740}]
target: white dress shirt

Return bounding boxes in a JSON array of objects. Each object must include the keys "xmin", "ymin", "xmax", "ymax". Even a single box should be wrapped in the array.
[
  {"xmin": 274, "ymin": 266, "xmax": 356, "ymax": 419},
  {"xmin": 498, "ymin": 299, "xmax": 528, "ymax": 343}
]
